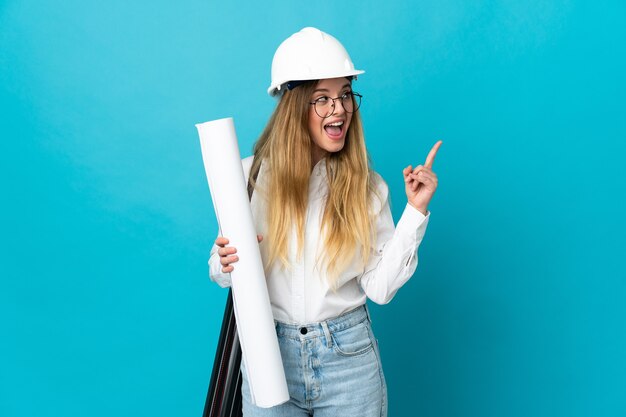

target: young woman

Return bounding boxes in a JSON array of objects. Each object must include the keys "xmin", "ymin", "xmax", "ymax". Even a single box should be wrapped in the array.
[{"xmin": 209, "ymin": 27, "xmax": 441, "ymax": 417}]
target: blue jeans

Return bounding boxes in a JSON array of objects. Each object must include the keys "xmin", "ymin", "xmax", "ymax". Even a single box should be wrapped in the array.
[{"xmin": 241, "ymin": 305, "xmax": 387, "ymax": 416}]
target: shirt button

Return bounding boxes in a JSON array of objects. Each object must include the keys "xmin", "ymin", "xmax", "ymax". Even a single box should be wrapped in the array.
[{"xmin": 300, "ymin": 327, "xmax": 308, "ymax": 335}]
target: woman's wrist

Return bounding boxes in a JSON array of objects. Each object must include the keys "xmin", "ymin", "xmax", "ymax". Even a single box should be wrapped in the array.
[{"xmin": 409, "ymin": 201, "xmax": 428, "ymax": 216}]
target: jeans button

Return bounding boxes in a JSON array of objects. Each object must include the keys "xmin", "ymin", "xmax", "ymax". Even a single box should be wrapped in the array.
[{"xmin": 300, "ymin": 327, "xmax": 308, "ymax": 335}]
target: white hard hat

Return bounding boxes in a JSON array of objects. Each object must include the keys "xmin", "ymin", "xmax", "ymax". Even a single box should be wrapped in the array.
[{"xmin": 267, "ymin": 27, "xmax": 365, "ymax": 96}]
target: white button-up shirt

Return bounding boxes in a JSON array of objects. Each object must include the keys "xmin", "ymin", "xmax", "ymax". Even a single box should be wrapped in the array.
[{"xmin": 209, "ymin": 156, "xmax": 430, "ymax": 325}]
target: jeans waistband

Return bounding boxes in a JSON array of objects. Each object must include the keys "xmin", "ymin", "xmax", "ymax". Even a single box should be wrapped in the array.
[{"xmin": 275, "ymin": 304, "xmax": 370, "ymax": 340}]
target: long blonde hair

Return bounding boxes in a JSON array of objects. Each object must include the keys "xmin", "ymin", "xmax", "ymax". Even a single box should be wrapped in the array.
[{"xmin": 249, "ymin": 80, "xmax": 378, "ymax": 289}]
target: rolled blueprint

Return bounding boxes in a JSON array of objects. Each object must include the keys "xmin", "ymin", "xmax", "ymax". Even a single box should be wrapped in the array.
[{"xmin": 196, "ymin": 117, "xmax": 289, "ymax": 408}]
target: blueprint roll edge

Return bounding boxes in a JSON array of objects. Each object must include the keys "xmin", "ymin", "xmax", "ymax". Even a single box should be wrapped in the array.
[{"xmin": 196, "ymin": 117, "xmax": 289, "ymax": 408}]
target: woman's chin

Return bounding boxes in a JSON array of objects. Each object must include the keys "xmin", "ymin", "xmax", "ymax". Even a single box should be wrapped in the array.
[{"xmin": 324, "ymin": 140, "xmax": 345, "ymax": 154}]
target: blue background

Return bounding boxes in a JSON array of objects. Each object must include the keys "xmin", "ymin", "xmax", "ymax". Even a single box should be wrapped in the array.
[{"xmin": 2, "ymin": 1, "xmax": 625, "ymax": 416}]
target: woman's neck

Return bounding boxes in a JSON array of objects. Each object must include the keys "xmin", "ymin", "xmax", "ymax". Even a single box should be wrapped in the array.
[{"xmin": 311, "ymin": 148, "xmax": 328, "ymax": 171}]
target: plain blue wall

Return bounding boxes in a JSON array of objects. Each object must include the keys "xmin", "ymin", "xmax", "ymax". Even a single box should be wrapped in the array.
[{"xmin": 2, "ymin": 1, "xmax": 625, "ymax": 416}]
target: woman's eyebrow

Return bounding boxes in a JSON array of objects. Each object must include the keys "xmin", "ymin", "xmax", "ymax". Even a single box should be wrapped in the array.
[{"xmin": 313, "ymin": 84, "xmax": 352, "ymax": 94}]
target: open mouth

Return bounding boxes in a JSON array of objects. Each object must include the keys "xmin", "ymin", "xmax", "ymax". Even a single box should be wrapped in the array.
[{"xmin": 323, "ymin": 120, "xmax": 344, "ymax": 139}]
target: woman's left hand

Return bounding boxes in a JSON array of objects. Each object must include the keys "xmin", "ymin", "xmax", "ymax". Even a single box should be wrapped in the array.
[{"xmin": 403, "ymin": 140, "xmax": 442, "ymax": 215}]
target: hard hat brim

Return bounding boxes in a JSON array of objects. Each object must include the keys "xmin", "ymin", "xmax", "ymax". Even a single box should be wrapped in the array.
[{"xmin": 267, "ymin": 69, "xmax": 365, "ymax": 97}]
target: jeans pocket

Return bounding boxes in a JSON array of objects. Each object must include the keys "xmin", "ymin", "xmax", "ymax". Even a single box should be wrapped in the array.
[{"xmin": 331, "ymin": 321, "xmax": 374, "ymax": 357}]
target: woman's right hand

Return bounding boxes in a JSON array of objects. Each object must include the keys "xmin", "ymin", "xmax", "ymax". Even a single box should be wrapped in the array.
[{"xmin": 215, "ymin": 235, "xmax": 263, "ymax": 273}]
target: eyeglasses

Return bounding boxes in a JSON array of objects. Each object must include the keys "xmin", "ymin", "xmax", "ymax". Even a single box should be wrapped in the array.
[{"xmin": 309, "ymin": 92, "xmax": 363, "ymax": 118}]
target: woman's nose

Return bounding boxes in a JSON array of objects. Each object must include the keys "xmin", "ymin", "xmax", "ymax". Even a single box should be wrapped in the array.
[{"xmin": 331, "ymin": 98, "xmax": 346, "ymax": 115}]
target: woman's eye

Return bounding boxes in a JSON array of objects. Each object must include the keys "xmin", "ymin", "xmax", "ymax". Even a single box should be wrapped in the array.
[
  {"xmin": 316, "ymin": 96, "xmax": 329, "ymax": 103},
  {"xmin": 341, "ymin": 92, "xmax": 353, "ymax": 99}
]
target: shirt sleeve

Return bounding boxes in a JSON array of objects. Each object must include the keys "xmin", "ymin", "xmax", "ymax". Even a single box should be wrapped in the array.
[
  {"xmin": 358, "ymin": 177, "xmax": 430, "ymax": 304},
  {"xmin": 207, "ymin": 156, "xmax": 255, "ymax": 289}
]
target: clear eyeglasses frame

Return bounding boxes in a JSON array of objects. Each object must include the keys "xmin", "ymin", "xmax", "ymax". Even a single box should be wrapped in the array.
[{"xmin": 309, "ymin": 92, "xmax": 363, "ymax": 118}]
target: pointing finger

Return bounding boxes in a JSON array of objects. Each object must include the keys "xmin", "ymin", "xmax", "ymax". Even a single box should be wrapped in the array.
[{"xmin": 425, "ymin": 140, "xmax": 443, "ymax": 169}]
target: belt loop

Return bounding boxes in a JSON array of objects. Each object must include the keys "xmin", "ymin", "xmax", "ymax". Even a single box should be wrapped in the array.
[
  {"xmin": 321, "ymin": 320, "xmax": 333, "ymax": 348},
  {"xmin": 364, "ymin": 303, "xmax": 372, "ymax": 323}
]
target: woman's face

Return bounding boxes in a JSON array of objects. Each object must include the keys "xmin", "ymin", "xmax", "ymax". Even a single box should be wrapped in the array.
[{"xmin": 308, "ymin": 77, "xmax": 354, "ymax": 166}]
